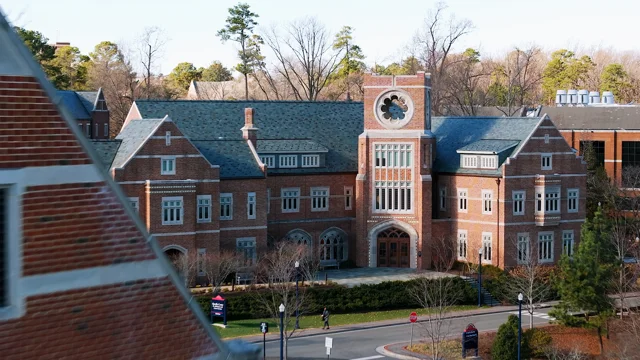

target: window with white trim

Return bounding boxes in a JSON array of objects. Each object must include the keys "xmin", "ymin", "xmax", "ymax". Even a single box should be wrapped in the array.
[
  {"xmin": 482, "ymin": 232, "xmax": 492, "ymax": 263},
  {"xmin": 128, "ymin": 197, "xmax": 139, "ymax": 213},
  {"xmin": 103, "ymin": 123, "xmax": 109, "ymax": 137},
  {"xmin": 439, "ymin": 187, "xmax": 447, "ymax": 211},
  {"xmin": 375, "ymin": 181, "xmax": 412, "ymax": 212},
  {"xmin": 236, "ymin": 238, "xmax": 256, "ymax": 266},
  {"xmin": 301, "ymin": 154, "xmax": 320, "ymax": 167},
  {"xmin": 538, "ymin": 232, "xmax": 554, "ymax": 263},
  {"xmin": 85, "ymin": 123, "xmax": 90, "ymax": 136},
  {"xmin": 165, "ymin": 131, "xmax": 171, "ymax": 146},
  {"xmin": 161, "ymin": 157, "xmax": 176, "ymax": 175},
  {"xmin": 344, "ymin": 186, "xmax": 353, "ymax": 210},
  {"xmin": 162, "ymin": 197, "xmax": 183, "ymax": 225},
  {"xmin": 197, "ymin": 195, "xmax": 211, "ymax": 222},
  {"xmin": 461, "ymin": 154, "xmax": 478, "ymax": 168},
  {"xmin": 482, "ymin": 190, "xmax": 493, "ymax": 214},
  {"xmin": 457, "ymin": 230, "xmax": 467, "ymax": 260},
  {"xmin": 517, "ymin": 233, "xmax": 530, "ymax": 264},
  {"xmin": 197, "ymin": 248, "xmax": 206, "ymax": 276},
  {"xmin": 536, "ymin": 187, "xmax": 560, "ymax": 214},
  {"xmin": 374, "ymin": 144, "xmax": 412, "ymax": 167},
  {"xmin": 260, "ymin": 155, "xmax": 275, "ymax": 168},
  {"xmin": 563, "ymin": 230, "xmax": 574, "ymax": 257},
  {"xmin": 458, "ymin": 189, "xmax": 468, "ymax": 212},
  {"xmin": 567, "ymin": 188, "xmax": 579, "ymax": 213},
  {"xmin": 480, "ymin": 155, "xmax": 497, "ymax": 169},
  {"xmin": 311, "ymin": 187, "xmax": 329, "ymax": 211},
  {"xmin": 541, "ymin": 153, "xmax": 552, "ymax": 170},
  {"xmin": 247, "ymin": 192, "xmax": 256, "ymax": 219},
  {"xmin": 279, "ymin": 155, "xmax": 297, "ymax": 168},
  {"xmin": 220, "ymin": 193, "xmax": 233, "ymax": 220},
  {"xmin": 282, "ymin": 188, "xmax": 300, "ymax": 212},
  {"xmin": 513, "ymin": 190, "xmax": 525, "ymax": 215},
  {"xmin": 94, "ymin": 123, "xmax": 98, "ymax": 138},
  {"xmin": 267, "ymin": 188, "xmax": 271, "ymax": 214}
]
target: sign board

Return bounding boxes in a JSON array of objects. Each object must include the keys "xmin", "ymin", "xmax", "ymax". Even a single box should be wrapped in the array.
[
  {"xmin": 260, "ymin": 322, "xmax": 269, "ymax": 334},
  {"xmin": 326, "ymin": 347, "xmax": 331, "ymax": 356},
  {"xmin": 409, "ymin": 312, "xmax": 418, "ymax": 323},
  {"xmin": 325, "ymin": 337, "xmax": 333, "ymax": 349},
  {"xmin": 461, "ymin": 323, "xmax": 479, "ymax": 358},
  {"xmin": 210, "ymin": 295, "xmax": 227, "ymax": 326}
]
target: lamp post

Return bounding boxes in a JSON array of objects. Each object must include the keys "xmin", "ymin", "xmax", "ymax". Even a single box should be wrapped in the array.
[
  {"xmin": 279, "ymin": 303, "xmax": 285, "ymax": 360},
  {"xmin": 295, "ymin": 260, "xmax": 300, "ymax": 329},
  {"xmin": 518, "ymin": 293, "xmax": 523, "ymax": 360},
  {"xmin": 478, "ymin": 247, "xmax": 483, "ymax": 307}
]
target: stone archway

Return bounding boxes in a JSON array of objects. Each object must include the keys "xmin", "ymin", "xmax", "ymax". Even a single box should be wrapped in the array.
[
  {"xmin": 284, "ymin": 229, "xmax": 312, "ymax": 247},
  {"xmin": 368, "ymin": 220, "xmax": 418, "ymax": 268},
  {"xmin": 162, "ymin": 245, "xmax": 188, "ymax": 277}
]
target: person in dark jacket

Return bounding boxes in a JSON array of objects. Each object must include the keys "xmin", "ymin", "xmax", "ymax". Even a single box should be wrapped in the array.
[{"xmin": 321, "ymin": 307, "xmax": 330, "ymax": 330}]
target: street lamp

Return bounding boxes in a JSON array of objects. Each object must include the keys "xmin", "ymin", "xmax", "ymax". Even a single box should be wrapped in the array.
[
  {"xmin": 478, "ymin": 247, "xmax": 483, "ymax": 307},
  {"xmin": 279, "ymin": 303, "xmax": 285, "ymax": 360},
  {"xmin": 295, "ymin": 260, "xmax": 300, "ymax": 329},
  {"xmin": 518, "ymin": 293, "xmax": 523, "ymax": 360}
]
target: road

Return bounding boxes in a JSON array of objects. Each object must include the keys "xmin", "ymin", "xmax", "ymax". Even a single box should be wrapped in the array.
[{"xmin": 257, "ymin": 308, "xmax": 555, "ymax": 360}]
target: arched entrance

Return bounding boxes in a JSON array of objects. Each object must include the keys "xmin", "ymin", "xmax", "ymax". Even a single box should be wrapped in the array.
[
  {"xmin": 284, "ymin": 229, "xmax": 312, "ymax": 247},
  {"xmin": 377, "ymin": 228, "xmax": 410, "ymax": 267},
  {"xmin": 163, "ymin": 245, "xmax": 187, "ymax": 276},
  {"xmin": 319, "ymin": 227, "xmax": 348, "ymax": 262}
]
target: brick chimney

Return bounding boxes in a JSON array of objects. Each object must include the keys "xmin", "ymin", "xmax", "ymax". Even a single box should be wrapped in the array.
[{"xmin": 241, "ymin": 107, "xmax": 258, "ymax": 147}]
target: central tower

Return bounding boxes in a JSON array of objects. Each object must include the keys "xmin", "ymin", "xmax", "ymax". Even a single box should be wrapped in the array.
[{"xmin": 355, "ymin": 72, "xmax": 435, "ymax": 269}]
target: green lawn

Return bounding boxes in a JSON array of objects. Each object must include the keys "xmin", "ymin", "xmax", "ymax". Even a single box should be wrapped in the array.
[{"xmin": 213, "ymin": 305, "xmax": 484, "ymax": 339}]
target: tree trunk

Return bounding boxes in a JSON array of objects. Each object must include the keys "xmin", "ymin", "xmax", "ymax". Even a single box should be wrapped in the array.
[
  {"xmin": 244, "ymin": 73, "xmax": 249, "ymax": 100},
  {"xmin": 597, "ymin": 326, "xmax": 604, "ymax": 353}
]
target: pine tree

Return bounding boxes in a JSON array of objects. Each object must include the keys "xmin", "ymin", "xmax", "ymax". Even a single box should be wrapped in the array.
[{"xmin": 550, "ymin": 209, "xmax": 615, "ymax": 352}]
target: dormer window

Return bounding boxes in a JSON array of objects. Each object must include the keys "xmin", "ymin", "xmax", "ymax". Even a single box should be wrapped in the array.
[
  {"xmin": 279, "ymin": 155, "xmax": 297, "ymax": 168},
  {"xmin": 461, "ymin": 155, "xmax": 478, "ymax": 168},
  {"xmin": 480, "ymin": 156, "xmax": 497, "ymax": 169},
  {"xmin": 461, "ymin": 154, "xmax": 498, "ymax": 169},
  {"xmin": 301, "ymin": 154, "xmax": 320, "ymax": 167}
]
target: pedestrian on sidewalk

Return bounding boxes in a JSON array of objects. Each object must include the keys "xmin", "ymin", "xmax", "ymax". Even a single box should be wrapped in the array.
[{"xmin": 321, "ymin": 307, "xmax": 330, "ymax": 330}]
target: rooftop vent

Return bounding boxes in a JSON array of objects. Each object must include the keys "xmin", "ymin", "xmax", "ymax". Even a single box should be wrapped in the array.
[
  {"xmin": 567, "ymin": 89, "xmax": 578, "ymax": 106},
  {"xmin": 577, "ymin": 89, "xmax": 589, "ymax": 106},
  {"xmin": 602, "ymin": 91, "xmax": 615, "ymax": 105},
  {"xmin": 555, "ymin": 90, "xmax": 567, "ymax": 107},
  {"xmin": 589, "ymin": 91, "xmax": 600, "ymax": 104}
]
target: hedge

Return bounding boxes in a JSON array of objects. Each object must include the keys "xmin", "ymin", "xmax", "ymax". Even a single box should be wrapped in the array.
[{"xmin": 196, "ymin": 277, "xmax": 476, "ymax": 321}]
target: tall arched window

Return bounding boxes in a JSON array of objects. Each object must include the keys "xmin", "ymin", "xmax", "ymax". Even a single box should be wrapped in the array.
[
  {"xmin": 320, "ymin": 228, "xmax": 347, "ymax": 262},
  {"xmin": 285, "ymin": 229, "xmax": 312, "ymax": 246}
]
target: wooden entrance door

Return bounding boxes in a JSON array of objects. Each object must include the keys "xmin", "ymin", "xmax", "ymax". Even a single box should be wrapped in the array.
[{"xmin": 377, "ymin": 228, "xmax": 410, "ymax": 268}]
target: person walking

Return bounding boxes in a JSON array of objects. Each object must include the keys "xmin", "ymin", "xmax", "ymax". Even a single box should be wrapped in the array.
[{"xmin": 321, "ymin": 307, "xmax": 330, "ymax": 330}]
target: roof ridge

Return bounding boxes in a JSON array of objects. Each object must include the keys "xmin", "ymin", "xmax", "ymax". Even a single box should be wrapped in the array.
[{"xmin": 136, "ymin": 99, "xmax": 364, "ymax": 105}]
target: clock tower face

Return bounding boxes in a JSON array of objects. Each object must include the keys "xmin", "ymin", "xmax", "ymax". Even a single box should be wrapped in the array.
[{"xmin": 373, "ymin": 90, "xmax": 415, "ymax": 130}]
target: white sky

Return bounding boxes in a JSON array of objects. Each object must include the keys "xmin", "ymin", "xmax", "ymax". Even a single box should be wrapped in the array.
[{"xmin": 2, "ymin": 0, "xmax": 638, "ymax": 75}]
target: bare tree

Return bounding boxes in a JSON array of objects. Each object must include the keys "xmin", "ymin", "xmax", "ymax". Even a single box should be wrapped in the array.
[
  {"xmin": 263, "ymin": 17, "xmax": 342, "ymax": 101},
  {"xmin": 166, "ymin": 251, "xmax": 198, "ymax": 289},
  {"xmin": 298, "ymin": 245, "xmax": 323, "ymax": 287},
  {"xmin": 201, "ymin": 251, "xmax": 242, "ymax": 295},
  {"xmin": 494, "ymin": 46, "xmax": 545, "ymax": 116},
  {"xmin": 413, "ymin": 2, "xmax": 473, "ymax": 115},
  {"xmin": 138, "ymin": 26, "xmax": 168, "ymax": 99},
  {"xmin": 506, "ymin": 236, "xmax": 553, "ymax": 329},
  {"xmin": 253, "ymin": 242, "xmax": 309, "ymax": 359},
  {"xmin": 409, "ymin": 235, "xmax": 460, "ymax": 360},
  {"xmin": 440, "ymin": 48, "xmax": 491, "ymax": 116},
  {"xmin": 544, "ymin": 346, "xmax": 587, "ymax": 360}
]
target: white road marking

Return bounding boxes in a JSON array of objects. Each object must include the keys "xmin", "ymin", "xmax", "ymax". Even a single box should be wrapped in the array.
[
  {"xmin": 510, "ymin": 311, "xmax": 556, "ymax": 321},
  {"xmin": 351, "ymin": 356, "xmax": 385, "ymax": 360}
]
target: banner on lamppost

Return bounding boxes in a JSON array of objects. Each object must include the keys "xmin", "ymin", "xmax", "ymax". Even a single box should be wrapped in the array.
[{"xmin": 461, "ymin": 323, "xmax": 479, "ymax": 358}]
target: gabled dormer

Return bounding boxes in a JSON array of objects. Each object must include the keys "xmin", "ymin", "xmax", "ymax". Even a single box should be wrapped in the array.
[
  {"xmin": 257, "ymin": 139, "xmax": 329, "ymax": 170},
  {"xmin": 456, "ymin": 140, "xmax": 519, "ymax": 170}
]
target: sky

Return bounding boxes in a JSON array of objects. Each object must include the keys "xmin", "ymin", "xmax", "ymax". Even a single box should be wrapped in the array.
[{"xmin": 2, "ymin": 0, "xmax": 638, "ymax": 76}]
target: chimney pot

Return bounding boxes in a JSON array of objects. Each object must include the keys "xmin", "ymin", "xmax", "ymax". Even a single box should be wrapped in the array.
[{"xmin": 244, "ymin": 108, "xmax": 254, "ymax": 127}]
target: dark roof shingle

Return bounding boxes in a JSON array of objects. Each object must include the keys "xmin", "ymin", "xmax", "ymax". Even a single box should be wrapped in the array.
[
  {"xmin": 540, "ymin": 106, "xmax": 640, "ymax": 130},
  {"xmin": 257, "ymin": 139, "xmax": 328, "ymax": 153},
  {"xmin": 112, "ymin": 119, "xmax": 164, "ymax": 169},
  {"xmin": 57, "ymin": 90, "xmax": 91, "ymax": 120},
  {"xmin": 90, "ymin": 139, "xmax": 122, "ymax": 169},
  {"xmin": 193, "ymin": 140, "xmax": 264, "ymax": 179}
]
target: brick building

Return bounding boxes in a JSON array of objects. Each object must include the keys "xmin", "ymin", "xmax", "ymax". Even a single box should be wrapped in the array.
[
  {"xmin": 94, "ymin": 71, "xmax": 586, "ymax": 271},
  {"xmin": 57, "ymin": 88, "xmax": 110, "ymax": 139},
  {"xmin": 0, "ymin": 12, "xmax": 257, "ymax": 359}
]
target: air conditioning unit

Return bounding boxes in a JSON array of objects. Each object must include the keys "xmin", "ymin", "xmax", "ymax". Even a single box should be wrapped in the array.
[{"xmin": 555, "ymin": 90, "xmax": 567, "ymax": 107}]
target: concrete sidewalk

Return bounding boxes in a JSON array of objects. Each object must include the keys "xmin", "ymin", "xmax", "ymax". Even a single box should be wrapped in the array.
[{"xmin": 240, "ymin": 303, "xmax": 552, "ymax": 344}]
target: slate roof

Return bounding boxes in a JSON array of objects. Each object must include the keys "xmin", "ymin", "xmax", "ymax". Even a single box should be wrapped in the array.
[
  {"xmin": 257, "ymin": 139, "xmax": 328, "ymax": 153},
  {"xmin": 57, "ymin": 90, "xmax": 91, "ymax": 120},
  {"xmin": 538, "ymin": 106, "xmax": 640, "ymax": 130},
  {"xmin": 76, "ymin": 91, "xmax": 99, "ymax": 112},
  {"xmin": 457, "ymin": 139, "xmax": 519, "ymax": 154},
  {"xmin": 432, "ymin": 116, "xmax": 541, "ymax": 175},
  {"xmin": 90, "ymin": 139, "xmax": 122, "ymax": 169},
  {"xmin": 192, "ymin": 140, "xmax": 264, "ymax": 179},
  {"xmin": 111, "ymin": 119, "xmax": 165, "ymax": 169},
  {"xmin": 133, "ymin": 100, "xmax": 364, "ymax": 174}
]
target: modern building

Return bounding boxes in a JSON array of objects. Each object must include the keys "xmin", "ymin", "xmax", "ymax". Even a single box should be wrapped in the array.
[
  {"xmin": 0, "ymin": 11, "xmax": 257, "ymax": 359},
  {"xmin": 57, "ymin": 88, "xmax": 110, "ymax": 139},
  {"xmin": 94, "ymin": 72, "xmax": 586, "ymax": 271}
]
